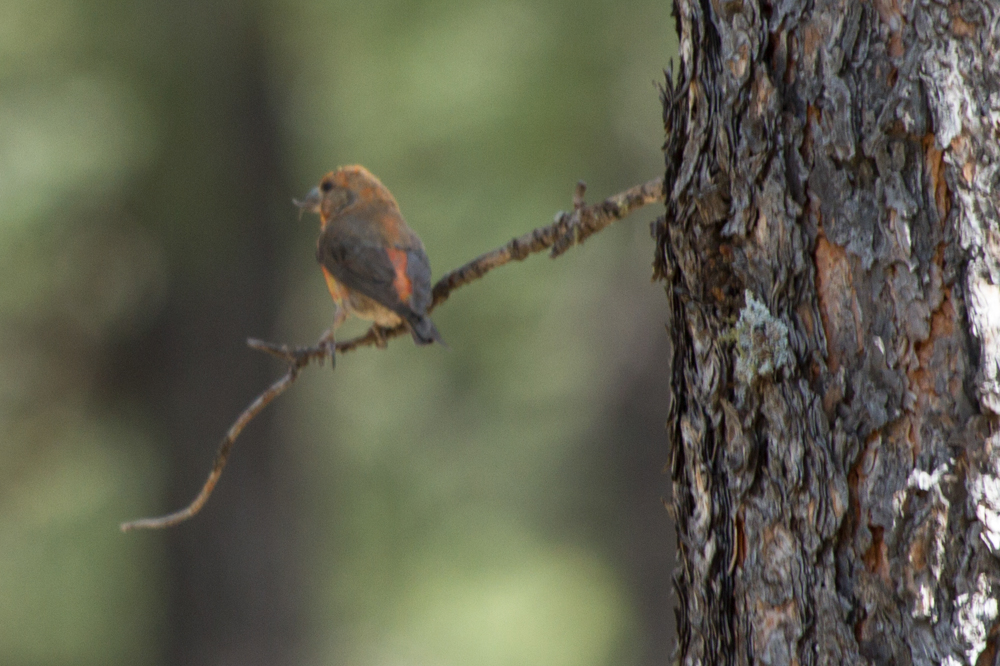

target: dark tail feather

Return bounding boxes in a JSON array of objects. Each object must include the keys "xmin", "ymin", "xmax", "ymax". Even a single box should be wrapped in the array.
[{"xmin": 407, "ymin": 313, "xmax": 446, "ymax": 347}]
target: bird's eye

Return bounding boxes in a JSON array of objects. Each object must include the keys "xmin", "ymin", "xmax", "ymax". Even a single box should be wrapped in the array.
[{"xmin": 320, "ymin": 180, "xmax": 334, "ymax": 193}]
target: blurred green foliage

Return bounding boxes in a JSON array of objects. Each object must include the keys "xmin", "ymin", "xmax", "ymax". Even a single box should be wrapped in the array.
[{"xmin": 0, "ymin": 0, "xmax": 676, "ymax": 664}]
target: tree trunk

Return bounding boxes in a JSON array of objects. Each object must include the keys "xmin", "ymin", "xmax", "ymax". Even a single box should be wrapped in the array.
[
  {"xmin": 116, "ymin": 5, "xmax": 302, "ymax": 663},
  {"xmin": 656, "ymin": 0, "xmax": 1000, "ymax": 664}
]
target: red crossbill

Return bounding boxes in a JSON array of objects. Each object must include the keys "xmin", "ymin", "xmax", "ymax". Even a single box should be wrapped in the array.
[{"xmin": 296, "ymin": 166, "xmax": 444, "ymax": 349}]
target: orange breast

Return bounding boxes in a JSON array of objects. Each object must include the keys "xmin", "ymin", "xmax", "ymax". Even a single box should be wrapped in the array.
[{"xmin": 321, "ymin": 266, "xmax": 352, "ymax": 304}]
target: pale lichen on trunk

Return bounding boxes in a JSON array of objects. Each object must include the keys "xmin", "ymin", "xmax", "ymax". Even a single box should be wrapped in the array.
[{"xmin": 656, "ymin": 0, "xmax": 1000, "ymax": 664}]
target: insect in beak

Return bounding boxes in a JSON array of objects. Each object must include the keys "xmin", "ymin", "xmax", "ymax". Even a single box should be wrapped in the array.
[{"xmin": 293, "ymin": 186, "xmax": 322, "ymax": 220}]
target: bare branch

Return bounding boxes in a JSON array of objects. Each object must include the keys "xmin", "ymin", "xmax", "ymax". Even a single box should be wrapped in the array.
[
  {"xmin": 120, "ymin": 366, "xmax": 301, "ymax": 531},
  {"xmin": 120, "ymin": 176, "xmax": 665, "ymax": 531}
]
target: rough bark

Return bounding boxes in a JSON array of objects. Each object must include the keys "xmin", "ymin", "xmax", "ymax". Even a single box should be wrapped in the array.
[{"xmin": 656, "ymin": 0, "xmax": 1000, "ymax": 664}]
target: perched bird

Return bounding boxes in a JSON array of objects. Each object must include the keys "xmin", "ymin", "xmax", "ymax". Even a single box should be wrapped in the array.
[{"xmin": 296, "ymin": 166, "xmax": 444, "ymax": 350}]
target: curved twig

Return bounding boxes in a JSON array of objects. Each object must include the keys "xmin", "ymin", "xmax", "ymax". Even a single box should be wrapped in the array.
[{"xmin": 120, "ymin": 176, "xmax": 665, "ymax": 531}]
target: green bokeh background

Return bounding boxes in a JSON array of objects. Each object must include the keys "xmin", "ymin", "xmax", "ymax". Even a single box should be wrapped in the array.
[{"xmin": 0, "ymin": 1, "xmax": 678, "ymax": 664}]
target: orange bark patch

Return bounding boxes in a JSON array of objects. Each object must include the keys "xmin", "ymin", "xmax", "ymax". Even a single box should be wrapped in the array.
[
  {"xmin": 949, "ymin": 134, "xmax": 977, "ymax": 185},
  {"xmin": 888, "ymin": 32, "xmax": 904, "ymax": 58},
  {"xmin": 873, "ymin": 0, "xmax": 906, "ymax": 57},
  {"xmin": 386, "ymin": 248, "xmax": 413, "ymax": 303},
  {"xmin": 904, "ymin": 243, "xmax": 958, "ymax": 455},
  {"xmin": 814, "ymin": 232, "xmax": 861, "ymax": 373},
  {"xmin": 923, "ymin": 135, "xmax": 951, "ymax": 221},
  {"xmin": 874, "ymin": 0, "xmax": 903, "ymax": 24},
  {"xmin": 863, "ymin": 525, "xmax": 891, "ymax": 584},
  {"xmin": 906, "ymin": 288, "xmax": 957, "ymax": 419},
  {"xmin": 754, "ymin": 598, "xmax": 799, "ymax": 648},
  {"xmin": 919, "ymin": 291, "xmax": 955, "ymax": 363},
  {"xmin": 728, "ymin": 41, "xmax": 750, "ymax": 79},
  {"xmin": 951, "ymin": 15, "xmax": 976, "ymax": 37},
  {"xmin": 907, "ymin": 527, "xmax": 927, "ymax": 571},
  {"xmin": 949, "ymin": 5, "xmax": 978, "ymax": 38},
  {"xmin": 907, "ymin": 285, "xmax": 954, "ymax": 384},
  {"xmin": 964, "ymin": 159, "xmax": 977, "ymax": 185},
  {"xmin": 802, "ymin": 25, "xmax": 821, "ymax": 61}
]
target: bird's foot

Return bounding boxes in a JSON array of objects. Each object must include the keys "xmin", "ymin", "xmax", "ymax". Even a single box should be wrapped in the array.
[
  {"xmin": 318, "ymin": 329, "xmax": 337, "ymax": 369},
  {"xmin": 371, "ymin": 326, "xmax": 388, "ymax": 349}
]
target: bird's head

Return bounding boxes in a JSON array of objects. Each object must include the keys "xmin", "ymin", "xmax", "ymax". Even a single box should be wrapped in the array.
[{"xmin": 294, "ymin": 165, "xmax": 397, "ymax": 224}]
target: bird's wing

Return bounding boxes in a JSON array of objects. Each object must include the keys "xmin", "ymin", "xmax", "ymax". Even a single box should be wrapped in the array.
[
  {"xmin": 317, "ymin": 218, "xmax": 421, "ymax": 316},
  {"xmin": 404, "ymin": 245, "xmax": 433, "ymax": 314}
]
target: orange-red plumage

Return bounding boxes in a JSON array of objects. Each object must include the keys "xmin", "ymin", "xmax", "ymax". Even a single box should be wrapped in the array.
[
  {"xmin": 296, "ymin": 165, "xmax": 443, "ymax": 346},
  {"xmin": 321, "ymin": 265, "xmax": 350, "ymax": 303},
  {"xmin": 385, "ymin": 248, "xmax": 413, "ymax": 302}
]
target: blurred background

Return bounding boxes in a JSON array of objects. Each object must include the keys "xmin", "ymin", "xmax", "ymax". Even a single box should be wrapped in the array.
[{"xmin": 0, "ymin": 0, "xmax": 678, "ymax": 664}]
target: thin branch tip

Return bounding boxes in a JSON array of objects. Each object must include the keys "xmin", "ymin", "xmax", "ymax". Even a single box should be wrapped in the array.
[{"xmin": 573, "ymin": 180, "xmax": 587, "ymax": 209}]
